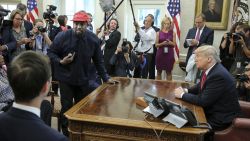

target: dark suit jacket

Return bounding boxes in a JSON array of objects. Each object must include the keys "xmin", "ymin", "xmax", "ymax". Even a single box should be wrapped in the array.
[
  {"xmin": 182, "ymin": 63, "xmax": 241, "ymax": 130},
  {"xmin": 184, "ymin": 26, "xmax": 214, "ymax": 64},
  {"xmin": 1, "ymin": 26, "xmax": 17, "ymax": 65},
  {"xmin": 103, "ymin": 30, "xmax": 121, "ymax": 75},
  {"xmin": 24, "ymin": 20, "xmax": 33, "ymax": 38},
  {"xmin": 0, "ymin": 107, "xmax": 68, "ymax": 141}
]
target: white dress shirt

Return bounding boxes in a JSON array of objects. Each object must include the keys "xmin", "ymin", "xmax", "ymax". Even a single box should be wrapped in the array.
[
  {"xmin": 136, "ymin": 27, "xmax": 156, "ymax": 54},
  {"xmin": 13, "ymin": 102, "xmax": 40, "ymax": 117}
]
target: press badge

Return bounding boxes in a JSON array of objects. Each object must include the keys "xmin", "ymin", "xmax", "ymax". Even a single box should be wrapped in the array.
[
  {"xmin": 236, "ymin": 62, "xmax": 241, "ymax": 68},
  {"xmin": 164, "ymin": 47, "xmax": 168, "ymax": 53}
]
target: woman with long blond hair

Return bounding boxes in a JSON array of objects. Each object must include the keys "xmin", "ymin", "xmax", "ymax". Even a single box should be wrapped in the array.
[{"xmin": 155, "ymin": 17, "xmax": 176, "ymax": 80}]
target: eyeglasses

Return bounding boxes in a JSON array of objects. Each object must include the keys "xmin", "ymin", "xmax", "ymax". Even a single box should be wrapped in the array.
[
  {"xmin": 14, "ymin": 18, "xmax": 23, "ymax": 21},
  {"xmin": 245, "ymin": 68, "xmax": 250, "ymax": 71}
]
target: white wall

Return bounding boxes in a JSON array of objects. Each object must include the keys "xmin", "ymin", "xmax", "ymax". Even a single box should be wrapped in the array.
[
  {"xmin": 93, "ymin": 0, "xmax": 249, "ymax": 61},
  {"xmin": 20, "ymin": 0, "xmax": 250, "ymax": 61}
]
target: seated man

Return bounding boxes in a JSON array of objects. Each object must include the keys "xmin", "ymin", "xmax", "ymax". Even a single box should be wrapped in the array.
[
  {"xmin": 174, "ymin": 45, "xmax": 241, "ymax": 131},
  {"xmin": 0, "ymin": 51, "xmax": 68, "ymax": 141}
]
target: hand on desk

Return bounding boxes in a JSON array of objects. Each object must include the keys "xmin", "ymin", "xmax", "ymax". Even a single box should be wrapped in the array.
[
  {"xmin": 105, "ymin": 79, "xmax": 119, "ymax": 84},
  {"xmin": 174, "ymin": 87, "xmax": 185, "ymax": 99}
]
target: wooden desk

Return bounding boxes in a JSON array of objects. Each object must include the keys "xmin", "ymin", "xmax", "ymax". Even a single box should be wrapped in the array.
[{"xmin": 65, "ymin": 77, "xmax": 208, "ymax": 141}]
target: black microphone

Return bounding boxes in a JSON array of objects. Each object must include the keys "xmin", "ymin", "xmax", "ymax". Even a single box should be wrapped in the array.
[
  {"xmin": 0, "ymin": 9, "xmax": 11, "ymax": 16},
  {"xmin": 0, "ymin": 9, "xmax": 11, "ymax": 13},
  {"xmin": 0, "ymin": 11, "xmax": 8, "ymax": 16},
  {"xmin": 99, "ymin": 0, "xmax": 113, "ymax": 12}
]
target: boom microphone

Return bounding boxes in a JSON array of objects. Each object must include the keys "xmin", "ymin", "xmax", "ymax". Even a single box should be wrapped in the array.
[{"xmin": 99, "ymin": 0, "xmax": 113, "ymax": 12}]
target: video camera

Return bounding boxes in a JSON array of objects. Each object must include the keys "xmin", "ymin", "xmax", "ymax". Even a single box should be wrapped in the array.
[
  {"xmin": 43, "ymin": 5, "xmax": 57, "ymax": 25},
  {"xmin": 0, "ymin": 8, "xmax": 11, "ymax": 28},
  {"xmin": 0, "ymin": 8, "xmax": 10, "ymax": 17},
  {"xmin": 121, "ymin": 38, "xmax": 129, "ymax": 53}
]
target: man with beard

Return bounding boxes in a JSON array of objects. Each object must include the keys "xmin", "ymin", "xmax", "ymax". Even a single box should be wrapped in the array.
[{"xmin": 47, "ymin": 11, "xmax": 116, "ymax": 136}]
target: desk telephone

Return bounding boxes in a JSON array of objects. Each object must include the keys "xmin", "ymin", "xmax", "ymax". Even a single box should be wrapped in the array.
[{"xmin": 144, "ymin": 92, "xmax": 210, "ymax": 129}]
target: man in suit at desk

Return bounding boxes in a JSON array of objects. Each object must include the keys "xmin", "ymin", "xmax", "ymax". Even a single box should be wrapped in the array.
[
  {"xmin": 184, "ymin": 14, "xmax": 214, "ymax": 65},
  {"xmin": 0, "ymin": 51, "xmax": 68, "ymax": 141},
  {"xmin": 174, "ymin": 45, "xmax": 241, "ymax": 131}
]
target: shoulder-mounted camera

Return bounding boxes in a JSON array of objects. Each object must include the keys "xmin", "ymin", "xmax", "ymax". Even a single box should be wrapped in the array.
[{"xmin": 43, "ymin": 5, "xmax": 57, "ymax": 25}]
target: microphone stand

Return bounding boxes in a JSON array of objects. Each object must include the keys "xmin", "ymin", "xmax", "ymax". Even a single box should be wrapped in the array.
[{"xmin": 129, "ymin": 0, "xmax": 137, "ymax": 32}]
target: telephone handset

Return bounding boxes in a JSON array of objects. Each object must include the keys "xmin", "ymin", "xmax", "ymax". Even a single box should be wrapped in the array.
[
  {"xmin": 158, "ymin": 98, "xmax": 198, "ymax": 126},
  {"xmin": 180, "ymin": 107, "xmax": 198, "ymax": 126},
  {"xmin": 143, "ymin": 92, "xmax": 211, "ymax": 129},
  {"xmin": 144, "ymin": 91, "xmax": 161, "ymax": 109}
]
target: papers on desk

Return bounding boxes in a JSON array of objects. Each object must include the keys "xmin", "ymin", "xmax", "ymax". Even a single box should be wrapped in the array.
[
  {"xmin": 186, "ymin": 39, "xmax": 193, "ymax": 46},
  {"xmin": 143, "ymin": 104, "xmax": 164, "ymax": 118},
  {"xmin": 162, "ymin": 113, "xmax": 188, "ymax": 128}
]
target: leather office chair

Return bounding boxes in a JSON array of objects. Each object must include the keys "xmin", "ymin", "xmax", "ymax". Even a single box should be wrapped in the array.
[
  {"xmin": 45, "ymin": 81, "xmax": 61, "ymax": 131},
  {"xmin": 214, "ymin": 100, "xmax": 250, "ymax": 141}
]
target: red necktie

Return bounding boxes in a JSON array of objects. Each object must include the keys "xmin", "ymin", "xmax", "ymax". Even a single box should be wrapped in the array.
[
  {"xmin": 195, "ymin": 28, "xmax": 201, "ymax": 41},
  {"xmin": 200, "ymin": 71, "xmax": 207, "ymax": 89}
]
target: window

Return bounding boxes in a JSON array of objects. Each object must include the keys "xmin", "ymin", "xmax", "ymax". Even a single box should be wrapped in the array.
[
  {"xmin": 64, "ymin": 0, "xmax": 95, "ymax": 27},
  {"xmin": 137, "ymin": 8, "xmax": 161, "ymax": 28}
]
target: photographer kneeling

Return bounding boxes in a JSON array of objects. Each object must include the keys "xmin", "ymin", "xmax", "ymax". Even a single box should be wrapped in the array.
[
  {"xmin": 30, "ymin": 19, "xmax": 52, "ymax": 55},
  {"xmin": 109, "ymin": 40, "xmax": 137, "ymax": 77}
]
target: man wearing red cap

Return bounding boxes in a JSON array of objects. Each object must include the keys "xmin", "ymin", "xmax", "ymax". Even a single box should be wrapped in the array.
[{"xmin": 47, "ymin": 11, "xmax": 116, "ymax": 136}]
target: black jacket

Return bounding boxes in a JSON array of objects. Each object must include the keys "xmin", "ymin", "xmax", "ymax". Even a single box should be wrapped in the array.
[
  {"xmin": 0, "ymin": 107, "xmax": 68, "ymax": 141},
  {"xmin": 47, "ymin": 29, "xmax": 109, "ymax": 86}
]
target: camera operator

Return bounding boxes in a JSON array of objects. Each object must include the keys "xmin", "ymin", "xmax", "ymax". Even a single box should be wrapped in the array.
[
  {"xmin": 229, "ymin": 23, "xmax": 250, "ymax": 75},
  {"xmin": 0, "ymin": 7, "xmax": 18, "ymax": 65},
  {"xmin": 43, "ymin": 5, "xmax": 59, "ymax": 41},
  {"xmin": 49, "ymin": 15, "xmax": 71, "ymax": 41},
  {"xmin": 219, "ymin": 22, "xmax": 244, "ymax": 71},
  {"xmin": 109, "ymin": 40, "xmax": 137, "ymax": 77},
  {"xmin": 30, "ymin": 19, "xmax": 52, "ymax": 55}
]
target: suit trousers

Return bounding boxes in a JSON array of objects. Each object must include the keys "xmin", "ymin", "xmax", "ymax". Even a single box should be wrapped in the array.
[
  {"xmin": 59, "ymin": 82, "xmax": 96, "ymax": 136},
  {"xmin": 134, "ymin": 53, "xmax": 153, "ymax": 79},
  {"xmin": 40, "ymin": 100, "xmax": 53, "ymax": 126}
]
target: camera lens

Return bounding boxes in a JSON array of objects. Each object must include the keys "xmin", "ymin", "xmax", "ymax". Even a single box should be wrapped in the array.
[
  {"xmin": 37, "ymin": 26, "xmax": 46, "ymax": 32},
  {"xmin": 122, "ymin": 46, "xmax": 129, "ymax": 53}
]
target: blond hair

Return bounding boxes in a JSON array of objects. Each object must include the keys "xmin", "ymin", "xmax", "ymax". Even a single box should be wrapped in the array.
[
  {"xmin": 160, "ymin": 16, "xmax": 172, "ymax": 30},
  {"xmin": 9, "ymin": 9, "xmax": 23, "ymax": 20}
]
